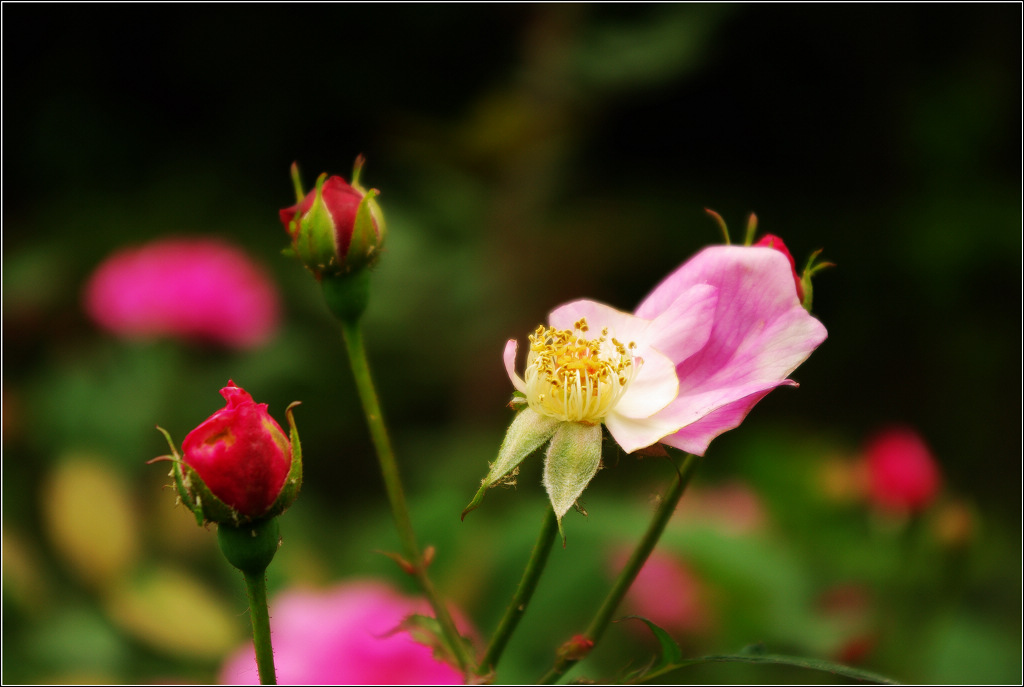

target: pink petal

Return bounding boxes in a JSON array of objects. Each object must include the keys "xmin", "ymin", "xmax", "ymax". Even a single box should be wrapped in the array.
[
  {"xmin": 610, "ymin": 346, "xmax": 677, "ymax": 419},
  {"xmin": 549, "ymin": 299, "xmax": 649, "ymax": 343},
  {"xmin": 604, "ymin": 409, "xmax": 684, "ymax": 454},
  {"xmin": 643, "ymin": 283, "xmax": 717, "ymax": 365},
  {"xmin": 503, "ymin": 339, "xmax": 527, "ymax": 393},
  {"xmin": 639, "ymin": 246, "xmax": 826, "ymax": 455},
  {"xmin": 658, "ymin": 384, "xmax": 782, "ymax": 455}
]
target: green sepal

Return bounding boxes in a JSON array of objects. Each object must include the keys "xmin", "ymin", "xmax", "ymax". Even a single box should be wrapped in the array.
[
  {"xmin": 743, "ymin": 212, "xmax": 758, "ymax": 246},
  {"xmin": 217, "ymin": 517, "xmax": 281, "ymax": 575},
  {"xmin": 289, "ymin": 161, "xmax": 305, "ymax": 204},
  {"xmin": 542, "ymin": 421, "xmax": 603, "ymax": 542},
  {"xmin": 294, "ymin": 172, "xmax": 341, "ymax": 275},
  {"xmin": 462, "ymin": 409, "xmax": 560, "ymax": 520},
  {"xmin": 799, "ymin": 248, "xmax": 835, "ymax": 312},
  {"xmin": 705, "ymin": 208, "xmax": 730, "ymax": 244},
  {"xmin": 345, "ymin": 188, "xmax": 384, "ymax": 271},
  {"xmin": 155, "ymin": 426, "xmax": 203, "ymax": 527},
  {"xmin": 182, "ymin": 461, "xmax": 245, "ymax": 526},
  {"xmin": 350, "ymin": 154, "xmax": 367, "ymax": 192},
  {"xmin": 264, "ymin": 401, "xmax": 303, "ymax": 518}
]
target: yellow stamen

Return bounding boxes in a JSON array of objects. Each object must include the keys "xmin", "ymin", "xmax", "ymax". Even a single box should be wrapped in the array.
[{"xmin": 523, "ymin": 318, "xmax": 639, "ymax": 423}]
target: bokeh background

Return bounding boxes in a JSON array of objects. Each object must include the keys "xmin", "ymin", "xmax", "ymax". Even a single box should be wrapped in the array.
[{"xmin": 3, "ymin": 4, "xmax": 1020, "ymax": 684}]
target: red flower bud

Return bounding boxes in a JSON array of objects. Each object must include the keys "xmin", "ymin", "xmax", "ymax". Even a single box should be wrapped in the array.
[
  {"xmin": 280, "ymin": 158, "xmax": 385, "ymax": 277},
  {"xmin": 556, "ymin": 634, "xmax": 594, "ymax": 662},
  {"xmin": 755, "ymin": 234, "xmax": 804, "ymax": 301},
  {"xmin": 862, "ymin": 426, "xmax": 941, "ymax": 514},
  {"xmin": 158, "ymin": 381, "xmax": 302, "ymax": 526}
]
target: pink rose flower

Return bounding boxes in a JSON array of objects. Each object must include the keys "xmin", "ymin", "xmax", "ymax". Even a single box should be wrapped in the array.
[
  {"xmin": 612, "ymin": 549, "xmax": 711, "ymax": 635},
  {"xmin": 862, "ymin": 426, "xmax": 941, "ymax": 514},
  {"xmin": 83, "ymin": 237, "xmax": 280, "ymax": 349},
  {"xmin": 219, "ymin": 580, "xmax": 467, "ymax": 685},
  {"xmin": 466, "ymin": 245, "xmax": 827, "ymax": 527}
]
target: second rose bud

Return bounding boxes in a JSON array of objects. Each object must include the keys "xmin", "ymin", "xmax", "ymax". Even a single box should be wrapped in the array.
[{"xmin": 280, "ymin": 157, "xmax": 386, "ymax": 278}]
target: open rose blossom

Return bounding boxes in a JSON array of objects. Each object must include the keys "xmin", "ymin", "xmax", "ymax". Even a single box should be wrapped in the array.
[
  {"xmin": 84, "ymin": 237, "xmax": 280, "ymax": 349},
  {"xmin": 219, "ymin": 580, "xmax": 468, "ymax": 685},
  {"xmin": 465, "ymin": 245, "xmax": 827, "ymax": 529},
  {"xmin": 157, "ymin": 381, "xmax": 301, "ymax": 526}
]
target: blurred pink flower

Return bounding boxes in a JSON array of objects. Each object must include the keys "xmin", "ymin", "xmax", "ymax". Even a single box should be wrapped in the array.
[
  {"xmin": 83, "ymin": 237, "xmax": 280, "ymax": 349},
  {"xmin": 862, "ymin": 426, "xmax": 941, "ymax": 514},
  {"xmin": 219, "ymin": 580, "xmax": 468, "ymax": 685},
  {"xmin": 674, "ymin": 481, "xmax": 767, "ymax": 535},
  {"xmin": 611, "ymin": 549, "xmax": 711, "ymax": 635}
]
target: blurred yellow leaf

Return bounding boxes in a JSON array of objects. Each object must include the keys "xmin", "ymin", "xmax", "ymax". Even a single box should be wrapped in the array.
[
  {"xmin": 41, "ymin": 454, "xmax": 139, "ymax": 589},
  {"xmin": 2, "ymin": 526, "xmax": 50, "ymax": 614},
  {"xmin": 104, "ymin": 565, "xmax": 242, "ymax": 660}
]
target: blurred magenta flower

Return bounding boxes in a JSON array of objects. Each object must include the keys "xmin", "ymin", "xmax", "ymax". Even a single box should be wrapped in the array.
[
  {"xmin": 675, "ymin": 481, "xmax": 767, "ymax": 535},
  {"xmin": 467, "ymin": 245, "xmax": 827, "ymax": 526},
  {"xmin": 83, "ymin": 237, "xmax": 280, "ymax": 349},
  {"xmin": 219, "ymin": 580, "xmax": 468, "ymax": 685},
  {"xmin": 612, "ymin": 549, "xmax": 712, "ymax": 635},
  {"xmin": 862, "ymin": 426, "xmax": 941, "ymax": 514}
]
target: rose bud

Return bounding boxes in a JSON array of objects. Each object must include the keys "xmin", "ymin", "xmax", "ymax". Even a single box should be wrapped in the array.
[
  {"xmin": 280, "ymin": 156, "xmax": 385, "ymax": 278},
  {"xmin": 862, "ymin": 426, "xmax": 941, "ymax": 515},
  {"xmin": 754, "ymin": 233, "xmax": 804, "ymax": 302},
  {"xmin": 155, "ymin": 381, "xmax": 302, "ymax": 526}
]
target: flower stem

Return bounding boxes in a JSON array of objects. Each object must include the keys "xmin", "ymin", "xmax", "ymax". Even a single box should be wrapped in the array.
[
  {"xmin": 538, "ymin": 450, "xmax": 701, "ymax": 684},
  {"xmin": 340, "ymin": 319, "xmax": 475, "ymax": 674},
  {"xmin": 480, "ymin": 507, "xmax": 559, "ymax": 675},
  {"xmin": 242, "ymin": 570, "xmax": 277, "ymax": 685}
]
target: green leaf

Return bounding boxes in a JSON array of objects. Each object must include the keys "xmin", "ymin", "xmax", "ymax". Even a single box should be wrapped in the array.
[
  {"xmin": 619, "ymin": 615, "xmax": 683, "ymax": 682},
  {"xmin": 633, "ymin": 651, "xmax": 900, "ymax": 685}
]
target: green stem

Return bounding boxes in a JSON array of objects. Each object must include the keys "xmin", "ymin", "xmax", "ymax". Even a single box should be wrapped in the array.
[
  {"xmin": 340, "ymin": 319, "xmax": 475, "ymax": 674},
  {"xmin": 242, "ymin": 571, "xmax": 277, "ymax": 685},
  {"xmin": 538, "ymin": 451, "xmax": 701, "ymax": 684},
  {"xmin": 480, "ymin": 507, "xmax": 559, "ymax": 675}
]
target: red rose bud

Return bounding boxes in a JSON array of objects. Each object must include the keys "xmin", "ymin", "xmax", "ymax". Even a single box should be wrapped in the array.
[
  {"xmin": 755, "ymin": 234, "xmax": 804, "ymax": 302},
  {"xmin": 280, "ymin": 157, "xmax": 385, "ymax": 278},
  {"xmin": 157, "ymin": 381, "xmax": 302, "ymax": 526},
  {"xmin": 863, "ymin": 426, "xmax": 941, "ymax": 515},
  {"xmin": 556, "ymin": 634, "xmax": 594, "ymax": 662}
]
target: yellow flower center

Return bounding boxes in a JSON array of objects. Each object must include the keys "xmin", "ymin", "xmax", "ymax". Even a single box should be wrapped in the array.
[{"xmin": 524, "ymin": 318, "xmax": 639, "ymax": 423}]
